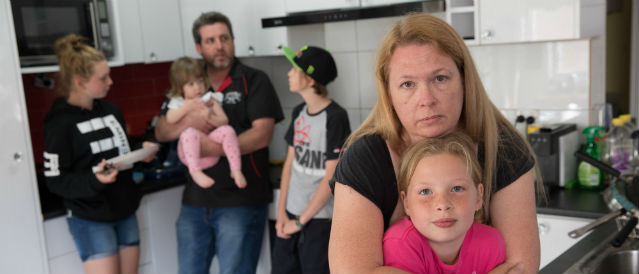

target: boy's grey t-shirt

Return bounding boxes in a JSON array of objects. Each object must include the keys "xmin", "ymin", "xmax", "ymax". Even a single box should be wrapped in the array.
[{"xmin": 284, "ymin": 101, "xmax": 351, "ymax": 218}]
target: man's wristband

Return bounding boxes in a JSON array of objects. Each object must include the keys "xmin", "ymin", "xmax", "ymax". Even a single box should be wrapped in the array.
[{"xmin": 295, "ymin": 216, "xmax": 304, "ymax": 229}]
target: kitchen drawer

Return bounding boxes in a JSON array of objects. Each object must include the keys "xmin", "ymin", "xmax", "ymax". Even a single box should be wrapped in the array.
[{"xmin": 537, "ymin": 214, "xmax": 593, "ymax": 269}]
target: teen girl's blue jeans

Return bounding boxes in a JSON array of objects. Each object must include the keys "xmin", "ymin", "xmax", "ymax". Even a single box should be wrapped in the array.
[{"xmin": 176, "ymin": 204, "xmax": 267, "ymax": 274}]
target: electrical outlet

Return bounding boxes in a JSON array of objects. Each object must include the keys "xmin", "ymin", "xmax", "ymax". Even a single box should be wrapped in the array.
[
  {"xmin": 34, "ymin": 74, "xmax": 55, "ymax": 89},
  {"xmin": 520, "ymin": 109, "xmax": 540, "ymax": 125}
]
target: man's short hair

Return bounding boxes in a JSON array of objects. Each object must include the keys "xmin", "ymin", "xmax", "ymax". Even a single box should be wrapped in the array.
[{"xmin": 192, "ymin": 11, "xmax": 234, "ymax": 44}]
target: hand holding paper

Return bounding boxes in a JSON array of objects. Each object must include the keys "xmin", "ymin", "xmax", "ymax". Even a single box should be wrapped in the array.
[{"xmin": 92, "ymin": 143, "xmax": 159, "ymax": 174}]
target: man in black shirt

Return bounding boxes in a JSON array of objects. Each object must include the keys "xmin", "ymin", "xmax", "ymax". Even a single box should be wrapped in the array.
[{"xmin": 154, "ymin": 11, "xmax": 284, "ymax": 274}]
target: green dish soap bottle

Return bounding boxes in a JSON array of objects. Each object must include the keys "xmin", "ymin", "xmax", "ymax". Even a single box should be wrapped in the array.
[{"xmin": 578, "ymin": 126, "xmax": 604, "ymax": 190}]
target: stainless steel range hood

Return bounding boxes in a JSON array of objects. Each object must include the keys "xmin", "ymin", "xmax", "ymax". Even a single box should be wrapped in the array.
[{"xmin": 262, "ymin": 0, "xmax": 444, "ymax": 28}]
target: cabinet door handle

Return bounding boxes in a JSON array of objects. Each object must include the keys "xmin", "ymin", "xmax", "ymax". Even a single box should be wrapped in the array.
[
  {"xmin": 248, "ymin": 45, "xmax": 255, "ymax": 56},
  {"xmin": 13, "ymin": 152, "xmax": 22, "ymax": 163},
  {"xmin": 538, "ymin": 223, "xmax": 549, "ymax": 235},
  {"xmin": 481, "ymin": 30, "xmax": 493, "ymax": 40},
  {"xmin": 150, "ymin": 52, "xmax": 157, "ymax": 62}
]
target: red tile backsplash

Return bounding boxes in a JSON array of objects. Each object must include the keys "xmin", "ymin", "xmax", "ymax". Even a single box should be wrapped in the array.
[{"xmin": 24, "ymin": 61, "xmax": 172, "ymax": 163}]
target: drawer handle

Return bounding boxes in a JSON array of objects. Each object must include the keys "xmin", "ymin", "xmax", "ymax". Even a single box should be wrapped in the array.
[{"xmin": 538, "ymin": 223, "xmax": 549, "ymax": 235}]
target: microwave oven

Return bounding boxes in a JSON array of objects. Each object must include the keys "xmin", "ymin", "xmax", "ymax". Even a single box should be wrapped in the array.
[{"xmin": 11, "ymin": 0, "xmax": 115, "ymax": 67}]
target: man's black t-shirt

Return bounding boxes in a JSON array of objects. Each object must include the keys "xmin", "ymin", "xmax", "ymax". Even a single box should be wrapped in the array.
[
  {"xmin": 329, "ymin": 127, "xmax": 535, "ymax": 229},
  {"xmin": 163, "ymin": 59, "xmax": 284, "ymax": 207}
]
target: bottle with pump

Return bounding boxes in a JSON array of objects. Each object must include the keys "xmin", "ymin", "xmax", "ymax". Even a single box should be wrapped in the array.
[
  {"xmin": 578, "ymin": 126, "xmax": 604, "ymax": 190},
  {"xmin": 631, "ymin": 130, "xmax": 639, "ymax": 174}
]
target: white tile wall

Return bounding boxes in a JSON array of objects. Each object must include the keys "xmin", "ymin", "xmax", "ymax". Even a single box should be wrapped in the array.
[
  {"xmin": 330, "ymin": 52, "xmax": 360, "ymax": 109},
  {"xmin": 250, "ymin": 18, "xmax": 598, "ymax": 161},
  {"xmin": 470, "ymin": 40, "xmax": 591, "ymax": 111},
  {"xmin": 325, "ymin": 21, "xmax": 358, "ymax": 52},
  {"xmin": 270, "ymin": 107, "xmax": 294, "ymax": 161},
  {"xmin": 358, "ymin": 51, "xmax": 377, "ymax": 108},
  {"xmin": 285, "ymin": 24, "xmax": 325, "ymax": 51},
  {"xmin": 355, "ymin": 17, "xmax": 402, "ymax": 51},
  {"xmin": 346, "ymin": 109, "xmax": 362, "ymax": 133}
]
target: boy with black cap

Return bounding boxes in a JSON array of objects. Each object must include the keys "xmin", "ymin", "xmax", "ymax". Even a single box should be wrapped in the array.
[{"xmin": 272, "ymin": 45, "xmax": 351, "ymax": 274}]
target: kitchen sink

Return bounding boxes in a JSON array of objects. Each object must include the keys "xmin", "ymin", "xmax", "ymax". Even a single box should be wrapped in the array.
[
  {"xmin": 594, "ymin": 250, "xmax": 639, "ymax": 274},
  {"xmin": 562, "ymin": 231, "xmax": 639, "ymax": 274}
]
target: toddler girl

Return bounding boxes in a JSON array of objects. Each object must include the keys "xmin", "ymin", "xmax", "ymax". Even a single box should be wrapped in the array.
[
  {"xmin": 166, "ymin": 57, "xmax": 246, "ymax": 189},
  {"xmin": 383, "ymin": 131, "xmax": 505, "ymax": 274}
]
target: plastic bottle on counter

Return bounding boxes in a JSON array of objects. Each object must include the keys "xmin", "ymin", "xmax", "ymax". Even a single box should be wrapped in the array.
[
  {"xmin": 631, "ymin": 130, "xmax": 639, "ymax": 175},
  {"xmin": 578, "ymin": 126, "xmax": 604, "ymax": 190},
  {"xmin": 608, "ymin": 118, "xmax": 633, "ymax": 175},
  {"xmin": 618, "ymin": 114, "xmax": 637, "ymax": 132}
]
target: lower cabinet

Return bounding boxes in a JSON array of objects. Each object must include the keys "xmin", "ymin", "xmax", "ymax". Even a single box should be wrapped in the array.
[
  {"xmin": 44, "ymin": 185, "xmax": 272, "ymax": 273},
  {"xmin": 537, "ymin": 214, "xmax": 593, "ymax": 269}
]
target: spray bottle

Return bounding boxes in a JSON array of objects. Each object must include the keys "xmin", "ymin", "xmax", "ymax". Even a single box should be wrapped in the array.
[{"xmin": 578, "ymin": 126, "xmax": 604, "ymax": 190}]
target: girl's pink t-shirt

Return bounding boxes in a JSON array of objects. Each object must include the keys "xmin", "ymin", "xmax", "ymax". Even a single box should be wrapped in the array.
[{"xmin": 383, "ymin": 217, "xmax": 506, "ymax": 274}]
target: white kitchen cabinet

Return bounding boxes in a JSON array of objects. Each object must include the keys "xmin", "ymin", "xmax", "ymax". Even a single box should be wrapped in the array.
[
  {"xmin": 447, "ymin": 0, "xmax": 606, "ymax": 45},
  {"xmin": 445, "ymin": 0, "xmax": 479, "ymax": 44},
  {"xmin": 138, "ymin": 0, "xmax": 184, "ymax": 63},
  {"xmin": 118, "ymin": 0, "xmax": 184, "ymax": 63},
  {"xmin": 537, "ymin": 214, "xmax": 593, "ymax": 269},
  {"xmin": 180, "ymin": 0, "xmax": 287, "ymax": 58},
  {"xmin": 285, "ymin": 0, "xmax": 359, "ymax": 14},
  {"xmin": 138, "ymin": 186, "xmax": 183, "ymax": 274},
  {"xmin": 117, "ymin": 0, "xmax": 144, "ymax": 64},
  {"xmin": 0, "ymin": 1, "xmax": 48, "ymax": 273}
]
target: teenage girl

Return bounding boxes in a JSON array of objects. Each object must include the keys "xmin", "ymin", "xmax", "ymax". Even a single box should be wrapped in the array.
[
  {"xmin": 383, "ymin": 131, "xmax": 505, "ymax": 274},
  {"xmin": 165, "ymin": 56, "xmax": 246, "ymax": 189},
  {"xmin": 43, "ymin": 33, "xmax": 158, "ymax": 274}
]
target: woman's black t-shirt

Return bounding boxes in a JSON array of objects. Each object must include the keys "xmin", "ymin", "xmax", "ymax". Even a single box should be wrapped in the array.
[{"xmin": 329, "ymin": 130, "xmax": 535, "ymax": 229}]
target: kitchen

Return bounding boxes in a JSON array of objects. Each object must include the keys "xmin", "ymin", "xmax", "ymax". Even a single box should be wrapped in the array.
[{"xmin": 1, "ymin": 0, "xmax": 638, "ymax": 273}]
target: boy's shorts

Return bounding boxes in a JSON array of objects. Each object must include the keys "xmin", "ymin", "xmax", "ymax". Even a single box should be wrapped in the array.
[{"xmin": 66, "ymin": 213, "xmax": 140, "ymax": 262}]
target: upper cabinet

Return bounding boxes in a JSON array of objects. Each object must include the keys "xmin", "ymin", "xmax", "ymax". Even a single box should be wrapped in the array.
[
  {"xmin": 118, "ymin": 0, "xmax": 184, "ymax": 63},
  {"xmin": 446, "ymin": 0, "xmax": 606, "ymax": 45},
  {"xmin": 285, "ymin": 0, "xmax": 359, "ymax": 13},
  {"xmin": 180, "ymin": 0, "xmax": 287, "ymax": 58},
  {"xmin": 138, "ymin": 0, "xmax": 184, "ymax": 63}
]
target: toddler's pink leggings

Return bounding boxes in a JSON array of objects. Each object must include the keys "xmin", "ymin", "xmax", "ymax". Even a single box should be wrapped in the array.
[{"xmin": 177, "ymin": 126, "xmax": 241, "ymax": 172}]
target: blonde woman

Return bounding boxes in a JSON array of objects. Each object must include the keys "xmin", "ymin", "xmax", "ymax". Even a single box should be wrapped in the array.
[{"xmin": 328, "ymin": 13, "xmax": 543, "ymax": 273}]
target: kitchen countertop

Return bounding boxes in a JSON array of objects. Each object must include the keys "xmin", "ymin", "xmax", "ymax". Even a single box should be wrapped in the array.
[
  {"xmin": 536, "ymin": 186, "xmax": 610, "ymax": 219},
  {"xmin": 40, "ymin": 172, "xmax": 187, "ymax": 220}
]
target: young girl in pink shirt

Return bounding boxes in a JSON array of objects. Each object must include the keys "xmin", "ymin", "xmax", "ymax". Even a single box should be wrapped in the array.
[
  {"xmin": 165, "ymin": 57, "xmax": 246, "ymax": 189},
  {"xmin": 383, "ymin": 131, "xmax": 505, "ymax": 274}
]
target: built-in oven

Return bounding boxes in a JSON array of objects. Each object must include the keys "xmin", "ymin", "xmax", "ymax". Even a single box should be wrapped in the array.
[{"xmin": 11, "ymin": 0, "xmax": 115, "ymax": 67}]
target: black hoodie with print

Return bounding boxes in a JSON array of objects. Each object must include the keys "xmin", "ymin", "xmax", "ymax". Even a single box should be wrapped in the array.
[{"xmin": 43, "ymin": 97, "xmax": 141, "ymax": 222}]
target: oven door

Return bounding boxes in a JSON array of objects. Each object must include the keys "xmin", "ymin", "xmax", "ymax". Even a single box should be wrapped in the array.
[{"xmin": 11, "ymin": 0, "xmax": 97, "ymax": 67}]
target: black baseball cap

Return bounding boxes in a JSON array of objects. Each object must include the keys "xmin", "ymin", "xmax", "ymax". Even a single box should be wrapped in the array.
[{"xmin": 282, "ymin": 45, "xmax": 338, "ymax": 86}]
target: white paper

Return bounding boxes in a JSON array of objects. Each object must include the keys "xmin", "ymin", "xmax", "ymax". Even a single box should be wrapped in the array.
[{"xmin": 92, "ymin": 145, "xmax": 158, "ymax": 173}]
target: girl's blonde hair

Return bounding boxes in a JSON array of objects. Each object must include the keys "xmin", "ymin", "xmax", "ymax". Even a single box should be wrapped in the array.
[
  {"xmin": 54, "ymin": 34, "xmax": 106, "ymax": 97},
  {"xmin": 168, "ymin": 57, "xmax": 208, "ymax": 98},
  {"xmin": 345, "ymin": 13, "xmax": 543, "ymax": 224},
  {"xmin": 398, "ymin": 130, "xmax": 485, "ymax": 223}
]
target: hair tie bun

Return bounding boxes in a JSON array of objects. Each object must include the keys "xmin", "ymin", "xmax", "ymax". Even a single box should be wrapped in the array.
[{"xmin": 69, "ymin": 35, "xmax": 87, "ymax": 51}]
